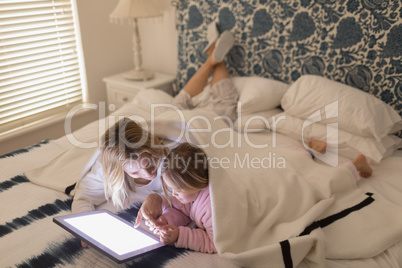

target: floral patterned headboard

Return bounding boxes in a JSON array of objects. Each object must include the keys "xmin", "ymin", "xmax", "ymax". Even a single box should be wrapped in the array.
[{"xmin": 174, "ymin": 0, "xmax": 402, "ymax": 115}]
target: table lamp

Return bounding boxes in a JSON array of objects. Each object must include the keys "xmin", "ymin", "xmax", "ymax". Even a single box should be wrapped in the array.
[{"xmin": 109, "ymin": 0, "xmax": 164, "ymax": 80}]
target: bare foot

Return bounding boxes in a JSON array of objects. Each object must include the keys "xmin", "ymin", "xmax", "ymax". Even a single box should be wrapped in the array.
[
  {"xmin": 353, "ymin": 154, "xmax": 373, "ymax": 178},
  {"xmin": 308, "ymin": 140, "xmax": 327, "ymax": 154}
]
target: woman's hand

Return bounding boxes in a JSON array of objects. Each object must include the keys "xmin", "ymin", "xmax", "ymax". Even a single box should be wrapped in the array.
[
  {"xmin": 134, "ymin": 193, "xmax": 163, "ymax": 228},
  {"xmin": 146, "ymin": 216, "xmax": 168, "ymax": 235},
  {"xmin": 159, "ymin": 225, "xmax": 179, "ymax": 245}
]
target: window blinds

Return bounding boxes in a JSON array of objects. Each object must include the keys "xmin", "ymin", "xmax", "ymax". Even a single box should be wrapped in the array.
[{"xmin": 0, "ymin": 0, "xmax": 85, "ymax": 135}]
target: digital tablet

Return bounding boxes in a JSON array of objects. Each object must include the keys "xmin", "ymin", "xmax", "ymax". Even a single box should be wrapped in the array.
[{"xmin": 53, "ymin": 209, "xmax": 165, "ymax": 263}]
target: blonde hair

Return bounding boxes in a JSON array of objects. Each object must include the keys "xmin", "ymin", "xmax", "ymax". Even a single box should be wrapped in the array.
[
  {"xmin": 100, "ymin": 118, "xmax": 168, "ymax": 209},
  {"xmin": 161, "ymin": 143, "xmax": 209, "ymax": 206}
]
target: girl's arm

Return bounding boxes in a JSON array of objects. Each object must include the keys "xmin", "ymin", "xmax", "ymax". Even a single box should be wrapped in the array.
[
  {"xmin": 175, "ymin": 225, "xmax": 216, "ymax": 253},
  {"xmin": 159, "ymin": 196, "xmax": 192, "ymax": 227},
  {"xmin": 171, "ymin": 189, "xmax": 216, "ymax": 253}
]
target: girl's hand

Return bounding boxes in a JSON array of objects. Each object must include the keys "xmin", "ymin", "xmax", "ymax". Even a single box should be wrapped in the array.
[
  {"xmin": 134, "ymin": 194, "xmax": 163, "ymax": 228},
  {"xmin": 159, "ymin": 225, "xmax": 179, "ymax": 245}
]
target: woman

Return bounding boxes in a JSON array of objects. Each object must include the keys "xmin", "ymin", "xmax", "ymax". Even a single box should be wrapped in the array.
[{"xmin": 71, "ymin": 118, "xmax": 168, "ymax": 246}]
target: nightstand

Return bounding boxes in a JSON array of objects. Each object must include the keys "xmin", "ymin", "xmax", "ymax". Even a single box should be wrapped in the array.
[{"xmin": 103, "ymin": 72, "xmax": 176, "ymax": 109}]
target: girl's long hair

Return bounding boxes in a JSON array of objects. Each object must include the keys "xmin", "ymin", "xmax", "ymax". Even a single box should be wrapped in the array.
[
  {"xmin": 100, "ymin": 118, "xmax": 168, "ymax": 209},
  {"xmin": 161, "ymin": 143, "xmax": 209, "ymax": 206}
]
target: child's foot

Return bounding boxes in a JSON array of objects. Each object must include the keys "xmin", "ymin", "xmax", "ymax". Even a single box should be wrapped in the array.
[
  {"xmin": 353, "ymin": 154, "xmax": 373, "ymax": 178},
  {"xmin": 308, "ymin": 140, "xmax": 327, "ymax": 154},
  {"xmin": 212, "ymin": 31, "xmax": 234, "ymax": 63},
  {"xmin": 203, "ymin": 22, "xmax": 219, "ymax": 54}
]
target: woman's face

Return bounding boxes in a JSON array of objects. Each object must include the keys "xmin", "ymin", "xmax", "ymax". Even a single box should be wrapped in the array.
[{"xmin": 123, "ymin": 153, "xmax": 159, "ymax": 181}]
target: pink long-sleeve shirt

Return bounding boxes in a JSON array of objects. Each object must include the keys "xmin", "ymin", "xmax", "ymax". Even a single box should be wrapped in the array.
[{"xmin": 162, "ymin": 187, "xmax": 216, "ymax": 253}]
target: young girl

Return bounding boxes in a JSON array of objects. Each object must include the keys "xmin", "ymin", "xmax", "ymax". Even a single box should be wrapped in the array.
[{"xmin": 149, "ymin": 142, "xmax": 216, "ymax": 254}]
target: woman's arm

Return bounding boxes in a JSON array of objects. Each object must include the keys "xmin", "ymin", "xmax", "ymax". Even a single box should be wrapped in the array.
[
  {"xmin": 71, "ymin": 158, "xmax": 107, "ymax": 214},
  {"xmin": 70, "ymin": 157, "xmax": 107, "ymax": 248}
]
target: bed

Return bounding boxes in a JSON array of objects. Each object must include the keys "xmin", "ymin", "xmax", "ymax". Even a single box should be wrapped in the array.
[{"xmin": 2, "ymin": 0, "xmax": 402, "ymax": 267}]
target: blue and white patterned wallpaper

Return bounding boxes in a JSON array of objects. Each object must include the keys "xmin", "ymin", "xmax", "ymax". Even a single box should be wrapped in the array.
[{"xmin": 174, "ymin": 0, "xmax": 402, "ymax": 115}]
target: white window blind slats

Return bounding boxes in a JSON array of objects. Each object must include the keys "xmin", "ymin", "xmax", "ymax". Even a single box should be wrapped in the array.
[
  {"xmin": 2, "ymin": 80, "xmax": 81, "ymax": 106},
  {"xmin": 1, "ymin": 74, "xmax": 81, "ymax": 101},
  {"xmin": 1, "ymin": 26, "xmax": 75, "ymax": 46},
  {"xmin": 1, "ymin": 0, "xmax": 53, "ymax": 4},
  {"xmin": 1, "ymin": 79, "xmax": 82, "ymax": 119},
  {"xmin": 0, "ymin": 13, "xmax": 72, "ymax": 28},
  {"xmin": 0, "ymin": 52, "xmax": 78, "ymax": 80},
  {"xmin": 0, "ymin": 95, "xmax": 82, "ymax": 127},
  {"xmin": 0, "ymin": 56, "xmax": 79, "ymax": 86},
  {"xmin": 2, "ymin": 74, "xmax": 80, "ymax": 102},
  {"xmin": 1, "ymin": 28, "xmax": 75, "ymax": 53},
  {"xmin": 1, "ymin": 89, "xmax": 82, "ymax": 122},
  {"xmin": 1, "ymin": 18, "xmax": 74, "ymax": 35},
  {"xmin": 1, "ymin": 86, "xmax": 82, "ymax": 118},
  {"xmin": 0, "ymin": 47, "xmax": 76, "ymax": 73},
  {"xmin": 0, "ymin": 0, "xmax": 85, "ymax": 136},
  {"xmin": 0, "ymin": 39, "xmax": 76, "ymax": 60},
  {"xmin": 0, "ymin": 1, "xmax": 72, "ymax": 15}
]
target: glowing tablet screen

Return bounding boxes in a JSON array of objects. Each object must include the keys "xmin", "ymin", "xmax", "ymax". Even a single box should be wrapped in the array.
[
  {"xmin": 64, "ymin": 212, "xmax": 158, "ymax": 255},
  {"xmin": 53, "ymin": 210, "xmax": 164, "ymax": 263}
]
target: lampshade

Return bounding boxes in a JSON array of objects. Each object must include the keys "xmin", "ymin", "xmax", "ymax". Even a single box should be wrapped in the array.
[
  {"xmin": 110, "ymin": 0, "xmax": 163, "ymax": 21},
  {"xmin": 109, "ymin": 0, "xmax": 165, "ymax": 81}
]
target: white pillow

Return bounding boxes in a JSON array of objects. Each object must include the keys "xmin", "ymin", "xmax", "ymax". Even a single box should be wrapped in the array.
[
  {"xmin": 234, "ymin": 108, "xmax": 283, "ymax": 133},
  {"xmin": 232, "ymin": 76, "xmax": 289, "ymax": 115},
  {"xmin": 281, "ymin": 75, "xmax": 402, "ymax": 141},
  {"xmin": 271, "ymin": 112, "xmax": 402, "ymax": 163},
  {"xmin": 132, "ymin": 89, "xmax": 173, "ymax": 110}
]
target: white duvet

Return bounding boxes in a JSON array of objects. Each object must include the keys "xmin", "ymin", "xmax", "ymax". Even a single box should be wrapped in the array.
[
  {"xmin": 25, "ymin": 90, "xmax": 402, "ymax": 267},
  {"xmin": 154, "ymin": 108, "xmax": 402, "ymax": 267}
]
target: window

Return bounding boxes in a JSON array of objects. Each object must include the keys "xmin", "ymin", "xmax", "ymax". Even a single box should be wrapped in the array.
[{"xmin": 0, "ymin": 0, "xmax": 86, "ymax": 138}]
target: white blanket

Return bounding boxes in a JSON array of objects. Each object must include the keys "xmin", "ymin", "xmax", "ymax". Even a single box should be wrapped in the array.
[
  {"xmin": 24, "ymin": 92, "xmax": 402, "ymax": 267},
  {"xmin": 161, "ymin": 109, "xmax": 402, "ymax": 267}
]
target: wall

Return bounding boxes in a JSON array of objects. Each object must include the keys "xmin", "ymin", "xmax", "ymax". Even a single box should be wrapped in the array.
[{"xmin": 0, "ymin": 0, "xmax": 178, "ymax": 155}]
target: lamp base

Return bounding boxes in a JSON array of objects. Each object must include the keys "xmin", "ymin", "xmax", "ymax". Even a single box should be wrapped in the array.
[{"xmin": 123, "ymin": 69, "xmax": 154, "ymax": 81}]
